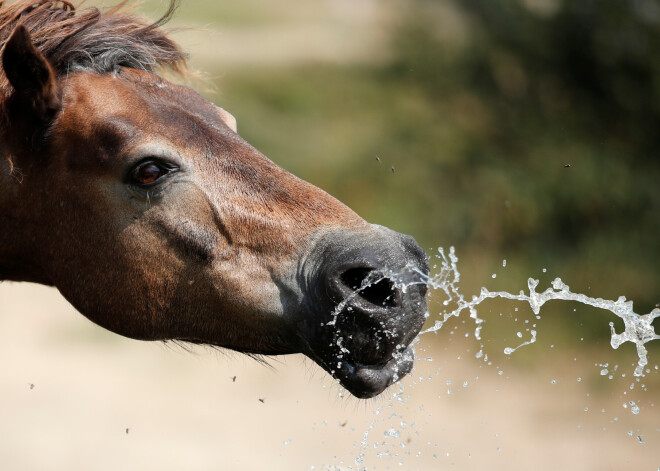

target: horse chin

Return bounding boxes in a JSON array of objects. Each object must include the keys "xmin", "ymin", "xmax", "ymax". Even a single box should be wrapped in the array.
[{"xmin": 312, "ymin": 346, "xmax": 416, "ymax": 399}]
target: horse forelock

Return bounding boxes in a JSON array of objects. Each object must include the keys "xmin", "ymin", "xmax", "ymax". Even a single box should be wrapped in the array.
[{"xmin": 0, "ymin": 0, "xmax": 187, "ymax": 94}]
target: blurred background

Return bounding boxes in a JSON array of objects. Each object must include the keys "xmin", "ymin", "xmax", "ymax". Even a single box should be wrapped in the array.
[{"xmin": 1, "ymin": 0, "xmax": 658, "ymax": 469}]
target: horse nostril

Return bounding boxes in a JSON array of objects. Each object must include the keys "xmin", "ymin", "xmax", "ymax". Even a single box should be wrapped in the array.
[{"xmin": 340, "ymin": 267, "xmax": 399, "ymax": 308}]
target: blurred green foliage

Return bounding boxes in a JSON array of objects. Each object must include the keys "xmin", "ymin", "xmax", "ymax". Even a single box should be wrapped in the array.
[
  {"xmin": 181, "ymin": 0, "xmax": 659, "ymax": 343},
  {"xmin": 380, "ymin": 0, "xmax": 660, "ymax": 326}
]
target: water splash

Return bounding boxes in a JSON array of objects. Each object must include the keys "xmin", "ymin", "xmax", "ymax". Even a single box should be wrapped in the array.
[
  {"xmin": 418, "ymin": 247, "xmax": 660, "ymax": 377},
  {"xmin": 321, "ymin": 247, "xmax": 658, "ymax": 469}
]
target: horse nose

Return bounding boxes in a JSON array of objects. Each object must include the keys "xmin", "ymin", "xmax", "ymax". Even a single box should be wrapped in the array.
[
  {"xmin": 324, "ymin": 248, "xmax": 428, "ymax": 365},
  {"xmin": 324, "ymin": 229, "xmax": 429, "ymax": 306},
  {"xmin": 339, "ymin": 267, "xmax": 402, "ymax": 309},
  {"xmin": 334, "ymin": 233, "xmax": 429, "ymax": 310},
  {"xmin": 302, "ymin": 226, "xmax": 429, "ymax": 387}
]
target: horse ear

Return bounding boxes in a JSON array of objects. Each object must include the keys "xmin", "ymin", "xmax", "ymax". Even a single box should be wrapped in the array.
[
  {"xmin": 2, "ymin": 25, "xmax": 61, "ymax": 119},
  {"xmin": 217, "ymin": 107, "xmax": 237, "ymax": 133}
]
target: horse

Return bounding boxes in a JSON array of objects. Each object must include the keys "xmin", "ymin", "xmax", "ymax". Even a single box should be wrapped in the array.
[{"xmin": 0, "ymin": 0, "xmax": 428, "ymax": 399}]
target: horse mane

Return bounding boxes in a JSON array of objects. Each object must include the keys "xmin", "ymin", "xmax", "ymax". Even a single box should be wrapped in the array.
[{"xmin": 0, "ymin": 0, "xmax": 187, "ymax": 91}]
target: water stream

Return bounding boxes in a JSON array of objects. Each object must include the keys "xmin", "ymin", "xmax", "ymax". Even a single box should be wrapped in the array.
[{"xmin": 417, "ymin": 247, "xmax": 660, "ymax": 378}]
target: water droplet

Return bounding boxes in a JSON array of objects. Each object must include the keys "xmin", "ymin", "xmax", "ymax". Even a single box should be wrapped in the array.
[{"xmin": 384, "ymin": 429, "xmax": 400, "ymax": 438}]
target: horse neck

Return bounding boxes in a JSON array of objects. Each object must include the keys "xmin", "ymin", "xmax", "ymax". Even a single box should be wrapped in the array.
[{"xmin": 0, "ymin": 150, "xmax": 52, "ymax": 285}]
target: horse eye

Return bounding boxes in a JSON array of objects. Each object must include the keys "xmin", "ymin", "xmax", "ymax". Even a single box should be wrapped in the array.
[{"xmin": 132, "ymin": 161, "xmax": 165, "ymax": 186}]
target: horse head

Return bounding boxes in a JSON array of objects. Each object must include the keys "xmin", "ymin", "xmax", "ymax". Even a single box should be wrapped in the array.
[{"xmin": 0, "ymin": 1, "xmax": 428, "ymax": 398}]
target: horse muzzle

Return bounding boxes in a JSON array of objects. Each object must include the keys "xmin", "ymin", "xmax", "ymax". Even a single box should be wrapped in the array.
[{"xmin": 299, "ymin": 226, "xmax": 429, "ymax": 398}]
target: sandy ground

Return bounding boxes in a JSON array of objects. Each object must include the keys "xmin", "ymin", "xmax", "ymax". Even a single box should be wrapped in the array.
[{"xmin": 1, "ymin": 282, "xmax": 658, "ymax": 471}]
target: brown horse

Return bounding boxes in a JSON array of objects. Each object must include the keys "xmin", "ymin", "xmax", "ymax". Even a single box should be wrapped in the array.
[{"xmin": 0, "ymin": 0, "xmax": 428, "ymax": 398}]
